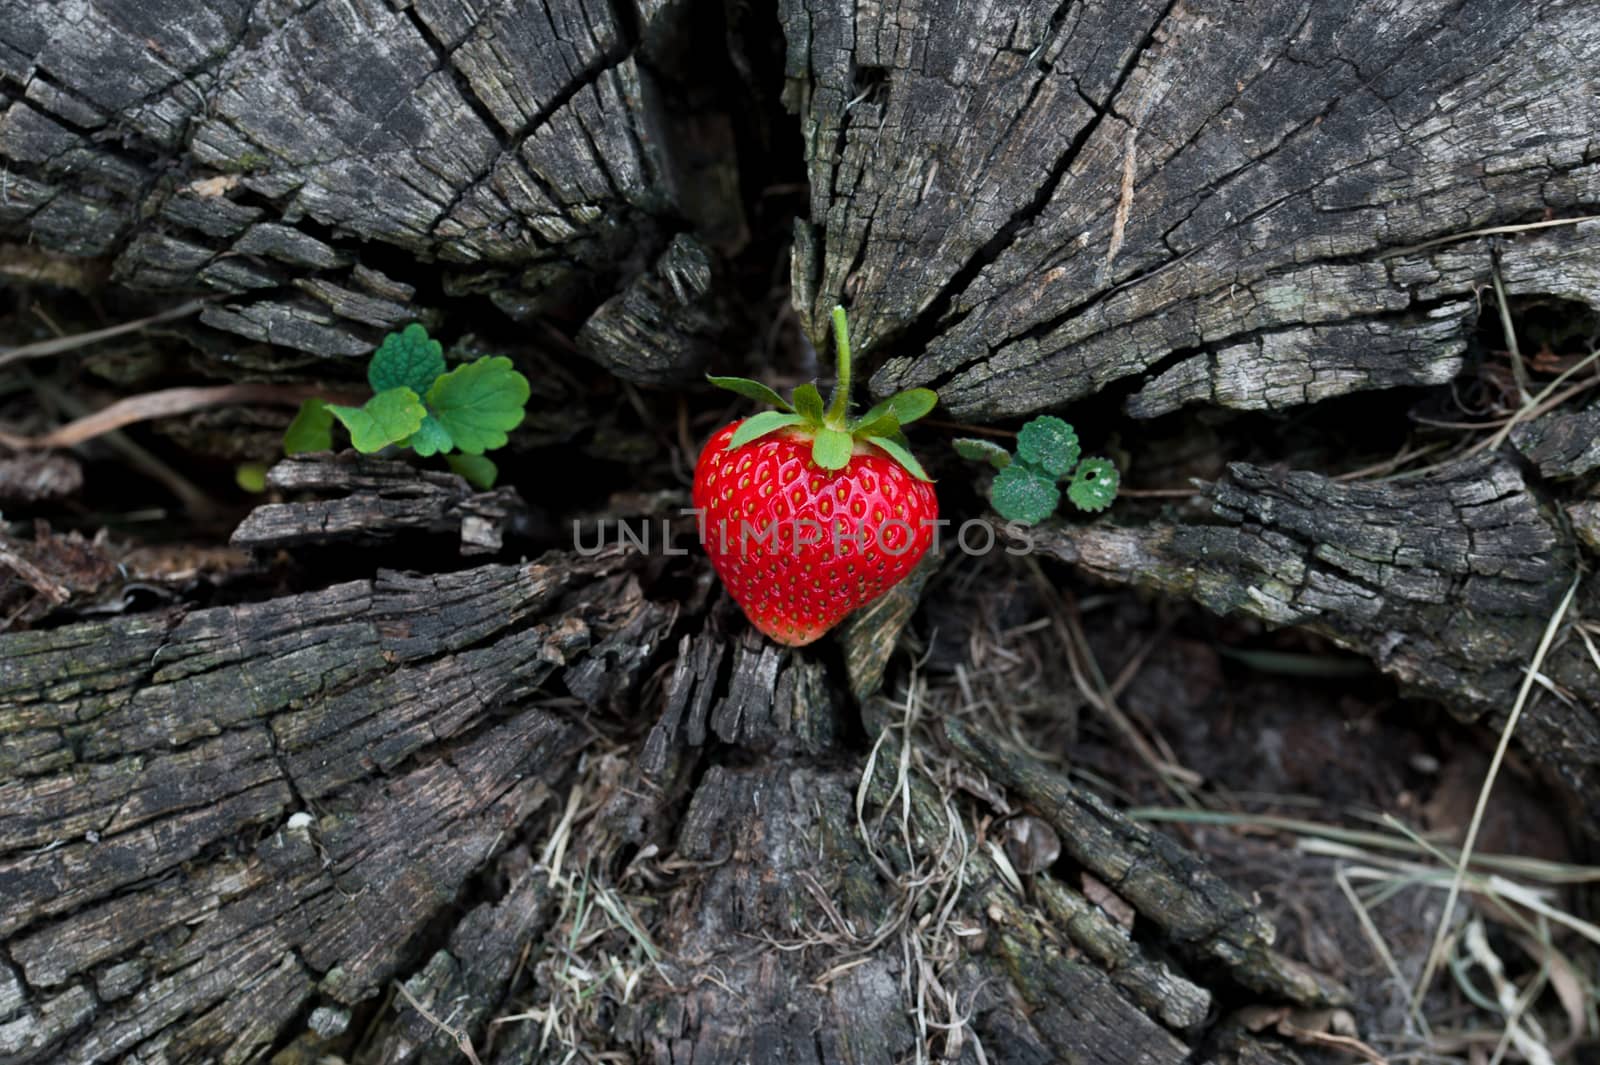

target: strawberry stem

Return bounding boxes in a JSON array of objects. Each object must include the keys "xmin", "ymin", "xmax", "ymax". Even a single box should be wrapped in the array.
[{"xmin": 825, "ymin": 304, "xmax": 852, "ymax": 428}]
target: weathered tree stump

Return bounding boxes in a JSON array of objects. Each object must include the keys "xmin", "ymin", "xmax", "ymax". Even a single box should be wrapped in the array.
[{"xmin": 3, "ymin": 0, "xmax": 1599, "ymax": 1061}]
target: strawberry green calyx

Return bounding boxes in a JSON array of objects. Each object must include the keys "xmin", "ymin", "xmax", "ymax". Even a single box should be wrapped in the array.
[{"xmin": 707, "ymin": 304, "xmax": 938, "ymax": 481}]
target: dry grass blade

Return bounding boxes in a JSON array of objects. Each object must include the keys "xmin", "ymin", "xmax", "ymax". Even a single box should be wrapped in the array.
[
  {"xmin": 395, "ymin": 980, "xmax": 485, "ymax": 1065},
  {"xmin": 1376, "ymin": 214, "xmax": 1600, "ymax": 258},
  {"xmin": 0, "ymin": 382, "xmax": 329, "ymax": 450},
  {"xmin": 0, "ymin": 297, "xmax": 211, "ymax": 370},
  {"xmin": 845, "ymin": 675, "xmax": 987, "ymax": 1064},
  {"xmin": 1411, "ymin": 571, "xmax": 1580, "ymax": 1009},
  {"xmin": 1334, "ymin": 864, "xmax": 1431, "ymax": 1041},
  {"xmin": 1024, "ymin": 558, "xmax": 1201, "ymax": 805},
  {"xmin": 1490, "ymin": 254, "xmax": 1531, "ymax": 403},
  {"xmin": 1129, "ymin": 808, "xmax": 1600, "ymax": 884}
]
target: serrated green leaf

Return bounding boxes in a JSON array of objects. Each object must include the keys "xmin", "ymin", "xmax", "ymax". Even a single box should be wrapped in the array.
[
  {"xmin": 729, "ymin": 411, "xmax": 806, "ymax": 449},
  {"xmin": 447, "ymin": 452, "xmax": 498, "ymax": 489},
  {"xmin": 1067, "ymin": 457, "xmax": 1120, "ymax": 513},
  {"xmin": 425, "ymin": 355, "xmax": 530, "ymax": 455},
  {"xmin": 953, "ymin": 438, "xmax": 1012, "ymax": 470},
  {"xmin": 812, "ymin": 427, "xmax": 853, "ymax": 470},
  {"xmin": 793, "ymin": 382, "xmax": 825, "ymax": 423},
  {"xmin": 328, "ymin": 387, "xmax": 427, "ymax": 453},
  {"xmin": 283, "ymin": 396, "xmax": 334, "ymax": 455},
  {"xmin": 369, "ymin": 323, "xmax": 446, "ymax": 395},
  {"xmin": 865, "ymin": 435, "xmax": 931, "ymax": 482},
  {"xmin": 990, "ymin": 465, "xmax": 1060, "ymax": 525},
  {"xmin": 1016, "ymin": 416, "xmax": 1080, "ymax": 478},
  {"xmin": 887, "ymin": 388, "xmax": 938, "ymax": 426},
  {"xmin": 407, "ymin": 414, "xmax": 454, "ymax": 457},
  {"xmin": 706, "ymin": 375, "xmax": 793, "ymax": 412}
]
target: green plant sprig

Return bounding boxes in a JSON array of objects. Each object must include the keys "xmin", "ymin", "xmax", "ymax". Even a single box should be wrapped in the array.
[
  {"xmin": 953, "ymin": 415, "xmax": 1119, "ymax": 523},
  {"xmin": 282, "ymin": 323, "xmax": 528, "ymax": 489},
  {"xmin": 707, "ymin": 305, "xmax": 938, "ymax": 481}
]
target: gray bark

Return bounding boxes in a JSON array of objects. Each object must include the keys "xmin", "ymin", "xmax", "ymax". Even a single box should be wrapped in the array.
[
  {"xmin": 781, "ymin": 0, "xmax": 1600, "ymax": 419},
  {"xmin": 0, "ymin": 457, "xmax": 1327, "ymax": 1064},
  {"xmin": 0, "ymin": 0, "xmax": 705, "ymax": 363},
  {"xmin": 1006, "ymin": 455, "xmax": 1600, "ymax": 828},
  {"xmin": 4, "ymin": 0, "xmax": 1599, "ymax": 1060}
]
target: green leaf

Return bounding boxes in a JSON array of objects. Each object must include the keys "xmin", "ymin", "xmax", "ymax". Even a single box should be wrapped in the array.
[
  {"xmin": 953, "ymin": 438, "xmax": 1012, "ymax": 470},
  {"xmin": 887, "ymin": 388, "xmax": 938, "ymax": 426},
  {"xmin": 706, "ymin": 375, "xmax": 793, "ymax": 412},
  {"xmin": 851, "ymin": 396, "xmax": 895, "ymax": 429},
  {"xmin": 407, "ymin": 414, "xmax": 454, "ymax": 457},
  {"xmin": 729, "ymin": 411, "xmax": 806, "ymax": 449},
  {"xmin": 235, "ymin": 462, "xmax": 268, "ymax": 493},
  {"xmin": 369, "ymin": 323, "xmax": 446, "ymax": 395},
  {"xmin": 328, "ymin": 388, "xmax": 427, "ymax": 453},
  {"xmin": 1066, "ymin": 457, "xmax": 1120, "ymax": 513},
  {"xmin": 852, "ymin": 410, "xmax": 900, "ymax": 439},
  {"xmin": 865, "ymin": 435, "xmax": 931, "ymax": 482},
  {"xmin": 990, "ymin": 465, "xmax": 1060, "ymax": 525},
  {"xmin": 812, "ymin": 427, "xmax": 853, "ymax": 470},
  {"xmin": 447, "ymin": 453, "xmax": 498, "ymax": 489},
  {"xmin": 425, "ymin": 355, "xmax": 530, "ymax": 455},
  {"xmin": 283, "ymin": 396, "xmax": 334, "ymax": 455},
  {"xmin": 1016, "ymin": 416, "xmax": 1080, "ymax": 478},
  {"xmin": 793, "ymin": 382, "xmax": 825, "ymax": 423}
]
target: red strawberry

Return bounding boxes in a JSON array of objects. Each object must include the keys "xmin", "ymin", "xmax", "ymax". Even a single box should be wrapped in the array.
[
  {"xmin": 693, "ymin": 306, "xmax": 940, "ymax": 646},
  {"xmin": 693, "ymin": 425, "xmax": 938, "ymax": 645}
]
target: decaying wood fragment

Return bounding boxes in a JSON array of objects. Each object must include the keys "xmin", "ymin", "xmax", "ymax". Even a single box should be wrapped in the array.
[
  {"xmin": 230, "ymin": 453, "xmax": 534, "ymax": 556},
  {"xmin": 1012, "ymin": 455, "xmax": 1600, "ymax": 832}
]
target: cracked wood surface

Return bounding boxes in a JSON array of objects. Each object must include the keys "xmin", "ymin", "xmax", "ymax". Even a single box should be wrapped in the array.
[
  {"xmin": 1006, "ymin": 454, "xmax": 1600, "ymax": 831},
  {"xmin": 0, "ymin": 0, "xmax": 689, "ymax": 361},
  {"xmin": 0, "ymin": 546, "xmax": 630, "ymax": 1062},
  {"xmin": 0, "ymin": 492, "xmax": 1327, "ymax": 1063},
  {"xmin": 228, "ymin": 452, "xmax": 535, "ymax": 555},
  {"xmin": 5, "ymin": 0, "xmax": 1600, "ymax": 1061},
  {"xmin": 783, "ymin": 0, "xmax": 1600, "ymax": 418}
]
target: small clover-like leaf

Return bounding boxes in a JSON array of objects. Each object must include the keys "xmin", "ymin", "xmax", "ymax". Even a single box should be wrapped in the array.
[
  {"xmin": 1016, "ymin": 416, "xmax": 1080, "ymax": 478},
  {"xmin": 990, "ymin": 464, "xmax": 1060, "ymax": 525},
  {"xmin": 729, "ymin": 411, "xmax": 806, "ymax": 449},
  {"xmin": 1067, "ymin": 457, "xmax": 1120, "ymax": 513},
  {"xmin": 425, "ymin": 355, "xmax": 530, "ymax": 455},
  {"xmin": 887, "ymin": 388, "xmax": 938, "ymax": 426},
  {"xmin": 284, "ymin": 396, "xmax": 334, "ymax": 455},
  {"xmin": 327, "ymin": 388, "xmax": 427, "ymax": 453},
  {"xmin": 369, "ymin": 323, "xmax": 446, "ymax": 395},
  {"xmin": 447, "ymin": 452, "xmax": 498, "ymax": 489},
  {"xmin": 707, "ymin": 375, "xmax": 793, "ymax": 412},
  {"xmin": 953, "ymin": 438, "xmax": 1012, "ymax": 470},
  {"xmin": 407, "ymin": 415, "xmax": 454, "ymax": 457},
  {"xmin": 865, "ymin": 435, "xmax": 931, "ymax": 482},
  {"xmin": 793, "ymin": 383, "xmax": 825, "ymax": 423},
  {"xmin": 812, "ymin": 427, "xmax": 853, "ymax": 470}
]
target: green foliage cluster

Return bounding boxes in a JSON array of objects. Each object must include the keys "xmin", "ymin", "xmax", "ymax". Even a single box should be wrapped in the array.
[
  {"xmin": 283, "ymin": 324, "xmax": 528, "ymax": 488},
  {"xmin": 953, "ymin": 416, "xmax": 1119, "ymax": 524},
  {"xmin": 709, "ymin": 306, "xmax": 938, "ymax": 481}
]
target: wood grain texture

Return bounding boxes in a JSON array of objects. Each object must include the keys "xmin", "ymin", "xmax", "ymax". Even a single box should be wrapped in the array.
[
  {"xmin": 229, "ymin": 453, "xmax": 533, "ymax": 555},
  {"xmin": 0, "ymin": 0, "xmax": 687, "ymax": 360},
  {"xmin": 782, "ymin": 0, "xmax": 1600, "ymax": 418},
  {"xmin": 1008, "ymin": 455, "xmax": 1600, "ymax": 829},
  {"xmin": 0, "ymin": 536, "xmax": 1320, "ymax": 1063}
]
